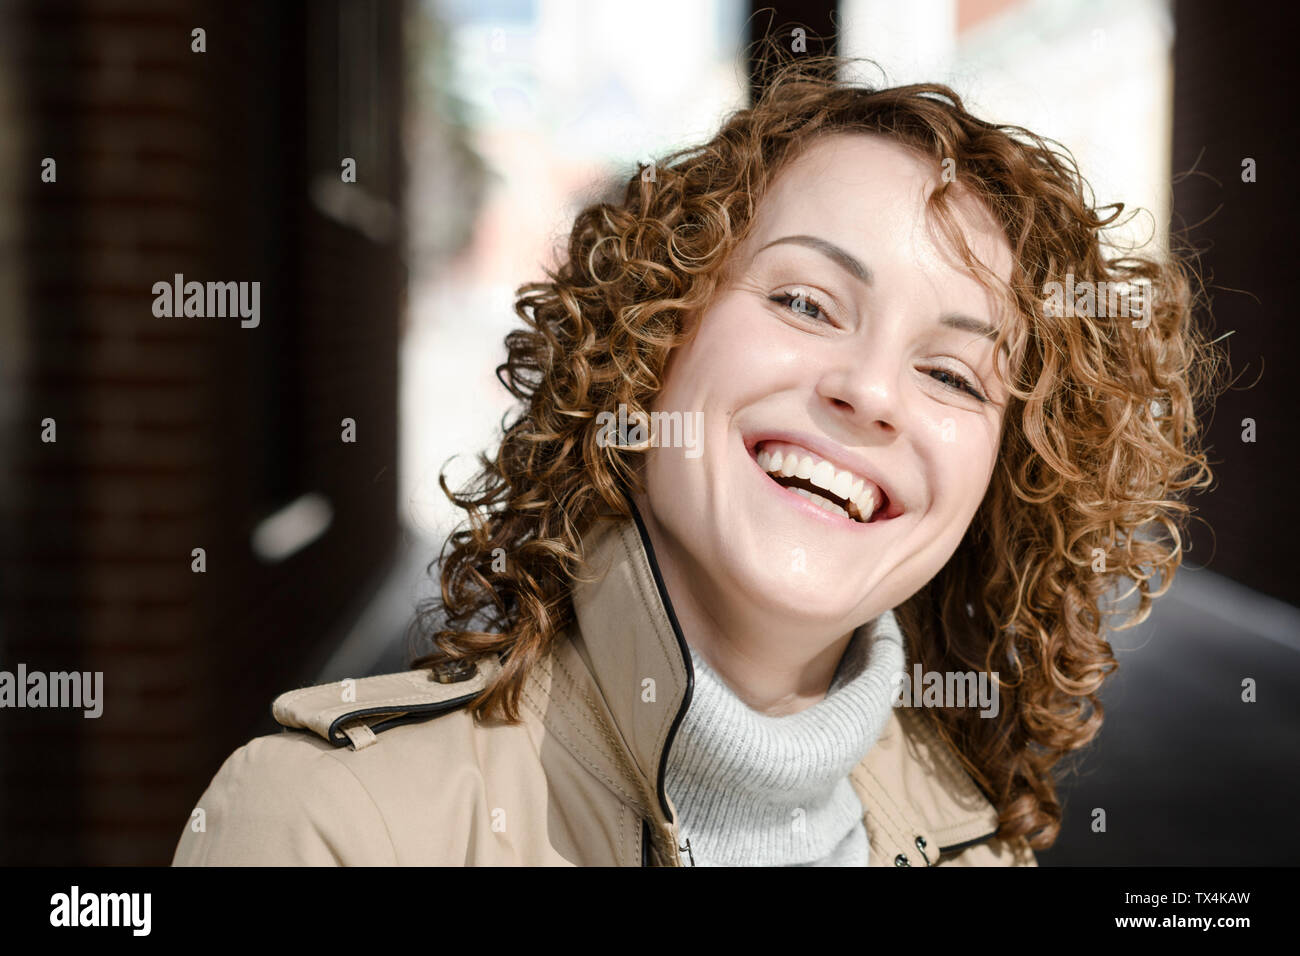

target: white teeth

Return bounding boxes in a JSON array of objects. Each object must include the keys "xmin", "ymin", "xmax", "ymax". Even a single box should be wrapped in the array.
[
  {"xmin": 855, "ymin": 485, "xmax": 876, "ymax": 519},
  {"xmin": 755, "ymin": 441, "xmax": 887, "ymax": 523},
  {"xmin": 830, "ymin": 469, "xmax": 855, "ymax": 502},
  {"xmin": 790, "ymin": 486, "xmax": 851, "ymax": 520},
  {"xmin": 822, "ymin": 500, "xmax": 850, "ymax": 520}
]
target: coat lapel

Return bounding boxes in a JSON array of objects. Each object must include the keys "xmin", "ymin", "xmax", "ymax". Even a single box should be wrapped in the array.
[{"xmin": 557, "ymin": 506, "xmax": 1001, "ymax": 866}]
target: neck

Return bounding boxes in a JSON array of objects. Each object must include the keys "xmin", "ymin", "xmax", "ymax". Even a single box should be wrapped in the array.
[{"xmin": 632, "ymin": 491, "xmax": 857, "ymax": 717}]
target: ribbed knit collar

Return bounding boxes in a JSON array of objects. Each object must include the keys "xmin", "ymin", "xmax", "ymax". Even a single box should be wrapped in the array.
[{"xmin": 663, "ymin": 609, "xmax": 907, "ymax": 866}]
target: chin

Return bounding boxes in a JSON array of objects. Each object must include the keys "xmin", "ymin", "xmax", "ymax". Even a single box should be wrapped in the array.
[{"xmin": 718, "ymin": 549, "xmax": 865, "ymax": 624}]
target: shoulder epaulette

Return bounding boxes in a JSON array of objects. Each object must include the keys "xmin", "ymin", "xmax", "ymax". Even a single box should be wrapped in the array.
[{"xmin": 272, "ymin": 655, "xmax": 502, "ymax": 750}]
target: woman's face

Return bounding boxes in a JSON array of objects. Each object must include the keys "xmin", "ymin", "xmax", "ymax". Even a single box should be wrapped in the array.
[{"xmin": 634, "ymin": 132, "xmax": 1017, "ymax": 634}]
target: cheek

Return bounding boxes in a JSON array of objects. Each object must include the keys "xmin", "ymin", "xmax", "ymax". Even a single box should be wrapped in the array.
[
  {"xmin": 701, "ymin": 304, "xmax": 827, "ymax": 405},
  {"xmin": 654, "ymin": 300, "xmax": 790, "ymax": 414},
  {"xmin": 921, "ymin": 414, "xmax": 1000, "ymax": 511},
  {"xmin": 672, "ymin": 303, "xmax": 760, "ymax": 379}
]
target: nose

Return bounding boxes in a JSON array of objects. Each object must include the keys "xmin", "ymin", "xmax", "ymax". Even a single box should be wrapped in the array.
[{"xmin": 814, "ymin": 340, "xmax": 901, "ymax": 435}]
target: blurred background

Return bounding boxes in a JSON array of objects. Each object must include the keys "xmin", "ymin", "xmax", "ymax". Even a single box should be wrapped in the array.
[{"xmin": 0, "ymin": 0, "xmax": 1296, "ymax": 866}]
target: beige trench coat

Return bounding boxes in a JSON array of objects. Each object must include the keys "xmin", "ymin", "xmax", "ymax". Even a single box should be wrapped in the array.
[{"xmin": 172, "ymin": 509, "xmax": 1037, "ymax": 867}]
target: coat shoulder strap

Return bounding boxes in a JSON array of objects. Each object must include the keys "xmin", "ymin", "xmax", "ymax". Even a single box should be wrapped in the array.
[{"xmin": 271, "ymin": 655, "xmax": 501, "ymax": 750}]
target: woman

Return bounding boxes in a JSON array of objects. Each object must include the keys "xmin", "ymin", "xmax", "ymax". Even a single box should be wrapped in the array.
[{"xmin": 172, "ymin": 50, "xmax": 1218, "ymax": 867}]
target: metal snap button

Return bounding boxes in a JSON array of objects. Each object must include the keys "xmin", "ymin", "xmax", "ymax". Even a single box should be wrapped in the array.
[
  {"xmin": 430, "ymin": 657, "xmax": 478, "ymax": 684},
  {"xmin": 914, "ymin": 834, "xmax": 932, "ymax": 865}
]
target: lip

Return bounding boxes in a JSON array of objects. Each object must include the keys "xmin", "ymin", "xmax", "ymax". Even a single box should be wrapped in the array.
[{"xmin": 744, "ymin": 429, "xmax": 905, "ymax": 521}]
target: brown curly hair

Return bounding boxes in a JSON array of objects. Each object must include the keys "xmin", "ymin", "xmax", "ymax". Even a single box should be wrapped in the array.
[{"xmin": 410, "ymin": 45, "xmax": 1225, "ymax": 852}]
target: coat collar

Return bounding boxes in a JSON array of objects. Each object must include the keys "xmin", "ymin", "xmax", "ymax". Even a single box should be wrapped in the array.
[{"xmin": 558, "ymin": 501, "xmax": 1000, "ymax": 865}]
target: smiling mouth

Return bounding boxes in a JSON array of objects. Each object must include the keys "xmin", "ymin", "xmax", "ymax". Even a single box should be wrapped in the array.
[
  {"xmin": 769, "ymin": 473, "xmax": 877, "ymax": 521},
  {"xmin": 753, "ymin": 441, "xmax": 892, "ymax": 524}
]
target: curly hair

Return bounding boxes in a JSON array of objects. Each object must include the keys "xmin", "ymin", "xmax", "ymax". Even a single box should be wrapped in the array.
[{"xmin": 410, "ymin": 44, "xmax": 1225, "ymax": 852}]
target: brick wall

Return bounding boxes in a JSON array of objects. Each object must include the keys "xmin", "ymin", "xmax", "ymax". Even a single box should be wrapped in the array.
[{"xmin": 0, "ymin": 0, "xmax": 405, "ymax": 864}]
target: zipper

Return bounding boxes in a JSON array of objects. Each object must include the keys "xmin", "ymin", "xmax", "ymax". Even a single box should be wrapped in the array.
[
  {"xmin": 627, "ymin": 501, "xmax": 697, "ymax": 861},
  {"xmin": 641, "ymin": 817, "xmax": 695, "ymax": 866},
  {"xmin": 680, "ymin": 836, "xmax": 695, "ymax": 866}
]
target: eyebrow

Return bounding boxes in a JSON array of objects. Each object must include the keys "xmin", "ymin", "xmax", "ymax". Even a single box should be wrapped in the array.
[
  {"xmin": 756, "ymin": 233, "xmax": 1002, "ymax": 343},
  {"xmin": 938, "ymin": 313, "xmax": 1001, "ymax": 343},
  {"xmin": 758, "ymin": 234, "xmax": 872, "ymax": 284}
]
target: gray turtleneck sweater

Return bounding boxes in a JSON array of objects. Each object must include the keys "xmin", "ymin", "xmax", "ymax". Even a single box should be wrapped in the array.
[{"xmin": 663, "ymin": 609, "xmax": 907, "ymax": 867}]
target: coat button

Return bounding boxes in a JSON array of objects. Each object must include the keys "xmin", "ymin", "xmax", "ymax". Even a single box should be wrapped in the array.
[
  {"xmin": 894, "ymin": 854, "xmax": 911, "ymax": 867},
  {"xmin": 430, "ymin": 657, "xmax": 478, "ymax": 684},
  {"xmin": 914, "ymin": 835, "xmax": 931, "ymax": 865}
]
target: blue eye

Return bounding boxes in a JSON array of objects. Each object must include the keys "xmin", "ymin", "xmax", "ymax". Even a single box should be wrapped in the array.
[
  {"xmin": 770, "ymin": 289, "xmax": 831, "ymax": 323},
  {"xmin": 771, "ymin": 288, "xmax": 989, "ymax": 404},
  {"xmin": 929, "ymin": 368, "xmax": 987, "ymax": 403}
]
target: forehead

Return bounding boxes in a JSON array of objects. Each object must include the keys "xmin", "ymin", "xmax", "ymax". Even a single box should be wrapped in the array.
[{"xmin": 746, "ymin": 132, "xmax": 1015, "ymax": 288}]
